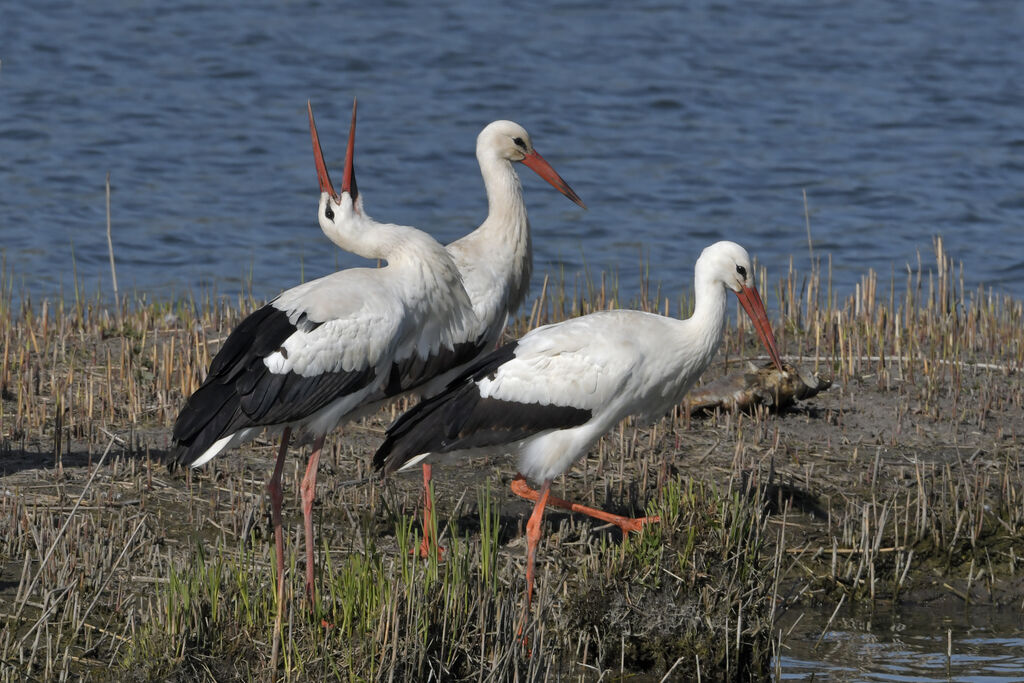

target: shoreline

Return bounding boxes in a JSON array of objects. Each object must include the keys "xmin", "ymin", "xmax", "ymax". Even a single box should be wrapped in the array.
[{"xmin": 2, "ymin": 242, "xmax": 1022, "ymax": 680}]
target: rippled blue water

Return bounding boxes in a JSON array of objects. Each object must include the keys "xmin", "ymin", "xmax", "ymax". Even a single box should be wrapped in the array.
[
  {"xmin": 2, "ymin": 1, "xmax": 1022, "ymax": 306},
  {"xmin": 777, "ymin": 605, "xmax": 1024, "ymax": 682},
  {"xmin": 2, "ymin": 5, "xmax": 1023, "ymax": 677}
]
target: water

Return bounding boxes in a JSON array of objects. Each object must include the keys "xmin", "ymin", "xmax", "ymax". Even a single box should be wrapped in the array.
[
  {"xmin": 1, "ymin": 6, "xmax": 1022, "ymax": 674},
  {"xmin": 777, "ymin": 605, "xmax": 1024, "ymax": 682},
  {"xmin": 1, "ymin": 1, "xmax": 1022, "ymax": 307}
]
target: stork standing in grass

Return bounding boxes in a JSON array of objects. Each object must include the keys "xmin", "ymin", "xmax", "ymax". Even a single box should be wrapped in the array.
[
  {"xmin": 373, "ymin": 240, "xmax": 784, "ymax": 621},
  {"xmin": 171, "ymin": 104, "xmax": 478, "ymax": 601},
  {"xmin": 325, "ymin": 100, "xmax": 586, "ymax": 555}
]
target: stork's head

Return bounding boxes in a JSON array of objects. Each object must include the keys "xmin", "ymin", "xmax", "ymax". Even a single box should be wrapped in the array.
[
  {"xmin": 699, "ymin": 241, "xmax": 756, "ymax": 294},
  {"xmin": 477, "ymin": 120, "xmax": 586, "ymax": 209},
  {"xmin": 308, "ymin": 99, "xmax": 360, "ymax": 235},
  {"xmin": 699, "ymin": 241, "xmax": 783, "ymax": 370},
  {"xmin": 477, "ymin": 120, "xmax": 535, "ymax": 163}
]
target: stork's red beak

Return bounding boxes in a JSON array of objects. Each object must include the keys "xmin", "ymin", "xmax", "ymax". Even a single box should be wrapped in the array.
[
  {"xmin": 308, "ymin": 99, "xmax": 359, "ymax": 203},
  {"xmin": 308, "ymin": 101, "xmax": 338, "ymax": 201},
  {"xmin": 735, "ymin": 285, "xmax": 783, "ymax": 370},
  {"xmin": 342, "ymin": 98, "xmax": 358, "ymax": 200},
  {"xmin": 520, "ymin": 150, "xmax": 586, "ymax": 209}
]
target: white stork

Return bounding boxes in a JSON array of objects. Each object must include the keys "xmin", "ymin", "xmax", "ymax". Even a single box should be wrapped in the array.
[
  {"xmin": 171, "ymin": 105, "xmax": 479, "ymax": 601},
  {"xmin": 323, "ymin": 101, "xmax": 586, "ymax": 555},
  {"xmin": 372, "ymin": 240, "xmax": 784, "ymax": 620},
  {"xmin": 447, "ymin": 117, "xmax": 586, "ymax": 348}
]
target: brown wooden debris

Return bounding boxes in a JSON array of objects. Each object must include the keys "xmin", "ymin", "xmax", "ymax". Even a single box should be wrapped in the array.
[{"xmin": 685, "ymin": 361, "xmax": 832, "ymax": 415}]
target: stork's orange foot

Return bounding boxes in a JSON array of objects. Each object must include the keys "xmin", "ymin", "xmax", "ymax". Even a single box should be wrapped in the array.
[
  {"xmin": 614, "ymin": 514, "xmax": 661, "ymax": 534},
  {"xmin": 515, "ymin": 622, "xmax": 534, "ymax": 657},
  {"xmin": 510, "ymin": 476, "xmax": 535, "ymax": 499},
  {"xmin": 410, "ymin": 539, "xmax": 446, "ymax": 560},
  {"xmin": 511, "ymin": 475, "xmax": 660, "ymax": 535}
]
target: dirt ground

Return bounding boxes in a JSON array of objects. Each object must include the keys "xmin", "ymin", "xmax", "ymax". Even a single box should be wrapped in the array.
[
  {"xmin": 6, "ymin": 351, "xmax": 1019, "ymax": 605},
  {"xmin": 2, "ymin": 292, "xmax": 1022, "ymax": 679}
]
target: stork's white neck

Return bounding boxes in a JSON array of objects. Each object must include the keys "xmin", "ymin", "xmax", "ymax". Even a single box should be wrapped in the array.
[
  {"xmin": 683, "ymin": 261, "xmax": 730, "ymax": 369},
  {"xmin": 320, "ymin": 193, "xmax": 438, "ymax": 263},
  {"xmin": 350, "ymin": 217, "xmax": 437, "ymax": 264},
  {"xmin": 479, "ymin": 151, "xmax": 527, "ymax": 225},
  {"xmin": 447, "ymin": 149, "xmax": 532, "ymax": 337}
]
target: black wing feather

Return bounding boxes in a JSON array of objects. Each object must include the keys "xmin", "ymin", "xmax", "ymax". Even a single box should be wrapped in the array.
[
  {"xmin": 381, "ymin": 337, "xmax": 490, "ymax": 398},
  {"xmin": 172, "ymin": 304, "xmax": 376, "ymax": 465},
  {"xmin": 238, "ymin": 368, "xmax": 286, "ymax": 418},
  {"xmin": 373, "ymin": 341, "xmax": 592, "ymax": 474},
  {"xmin": 208, "ymin": 305, "xmax": 295, "ymax": 379}
]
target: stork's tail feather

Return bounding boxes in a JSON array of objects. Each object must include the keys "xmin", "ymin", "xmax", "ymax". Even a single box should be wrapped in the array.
[
  {"xmin": 373, "ymin": 342, "xmax": 518, "ymax": 474},
  {"xmin": 171, "ymin": 379, "xmax": 243, "ymax": 467},
  {"xmin": 372, "ymin": 386, "xmax": 470, "ymax": 474}
]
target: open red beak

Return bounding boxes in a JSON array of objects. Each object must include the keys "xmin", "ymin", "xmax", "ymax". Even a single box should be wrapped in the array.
[
  {"xmin": 342, "ymin": 98, "xmax": 358, "ymax": 200},
  {"xmin": 520, "ymin": 150, "xmax": 586, "ymax": 209},
  {"xmin": 308, "ymin": 99, "xmax": 359, "ymax": 203},
  {"xmin": 308, "ymin": 101, "xmax": 338, "ymax": 201},
  {"xmin": 734, "ymin": 285, "xmax": 783, "ymax": 370}
]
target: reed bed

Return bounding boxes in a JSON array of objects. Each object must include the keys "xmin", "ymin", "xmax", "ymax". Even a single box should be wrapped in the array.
[{"xmin": 1, "ymin": 237, "xmax": 1021, "ymax": 680}]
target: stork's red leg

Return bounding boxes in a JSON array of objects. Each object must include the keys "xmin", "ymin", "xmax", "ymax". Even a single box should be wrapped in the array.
[
  {"xmin": 268, "ymin": 428, "xmax": 291, "ymax": 595},
  {"xmin": 523, "ymin": 477, "xmax": 552, "ymax": 621},
  {"xmin": 268, "ymin": 428, "xmax": 291, "ymax": 670},
  {"xmin": 300, "ymin": 435, "xmax": 325, "ymax": 603},
  {"xmin": 414, "ymin": 464, "xmax": 445, "ymax": 559},
  {"xmin": 510, "ymin": 473, "xmax": 659, "ymax": 534}
]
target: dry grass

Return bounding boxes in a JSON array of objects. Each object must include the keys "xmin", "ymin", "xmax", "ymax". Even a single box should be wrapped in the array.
[{"xmin": 1, "ymin": 237, "xmax": 1022, "ymax": 680}]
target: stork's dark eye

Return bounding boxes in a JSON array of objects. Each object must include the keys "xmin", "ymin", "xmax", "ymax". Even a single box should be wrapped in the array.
[
  {"xmin": 513, "ymin": 137, "xmax": 526, "ymax": 149},
  {"xmin": 736, "ymin": 265, "xmax": 747, "ymax": 278},
  {"xmin": 325, "ymin": 205, "xmax": 335, "ymax": 220}
]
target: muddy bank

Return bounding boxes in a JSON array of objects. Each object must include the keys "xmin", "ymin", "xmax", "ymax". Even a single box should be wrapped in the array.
[
  {"xmin": 2, "ymin": 344, "xmax": 1021, "ymax": 680},
  {"xmin": 2, "ymin": 247, "xmax": 1023, "ymax": 680}
]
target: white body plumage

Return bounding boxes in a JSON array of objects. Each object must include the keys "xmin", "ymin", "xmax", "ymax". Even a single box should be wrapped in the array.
[{"xmin": 375, "ymin": 241, "xmax": 783, "ymax": 485}]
